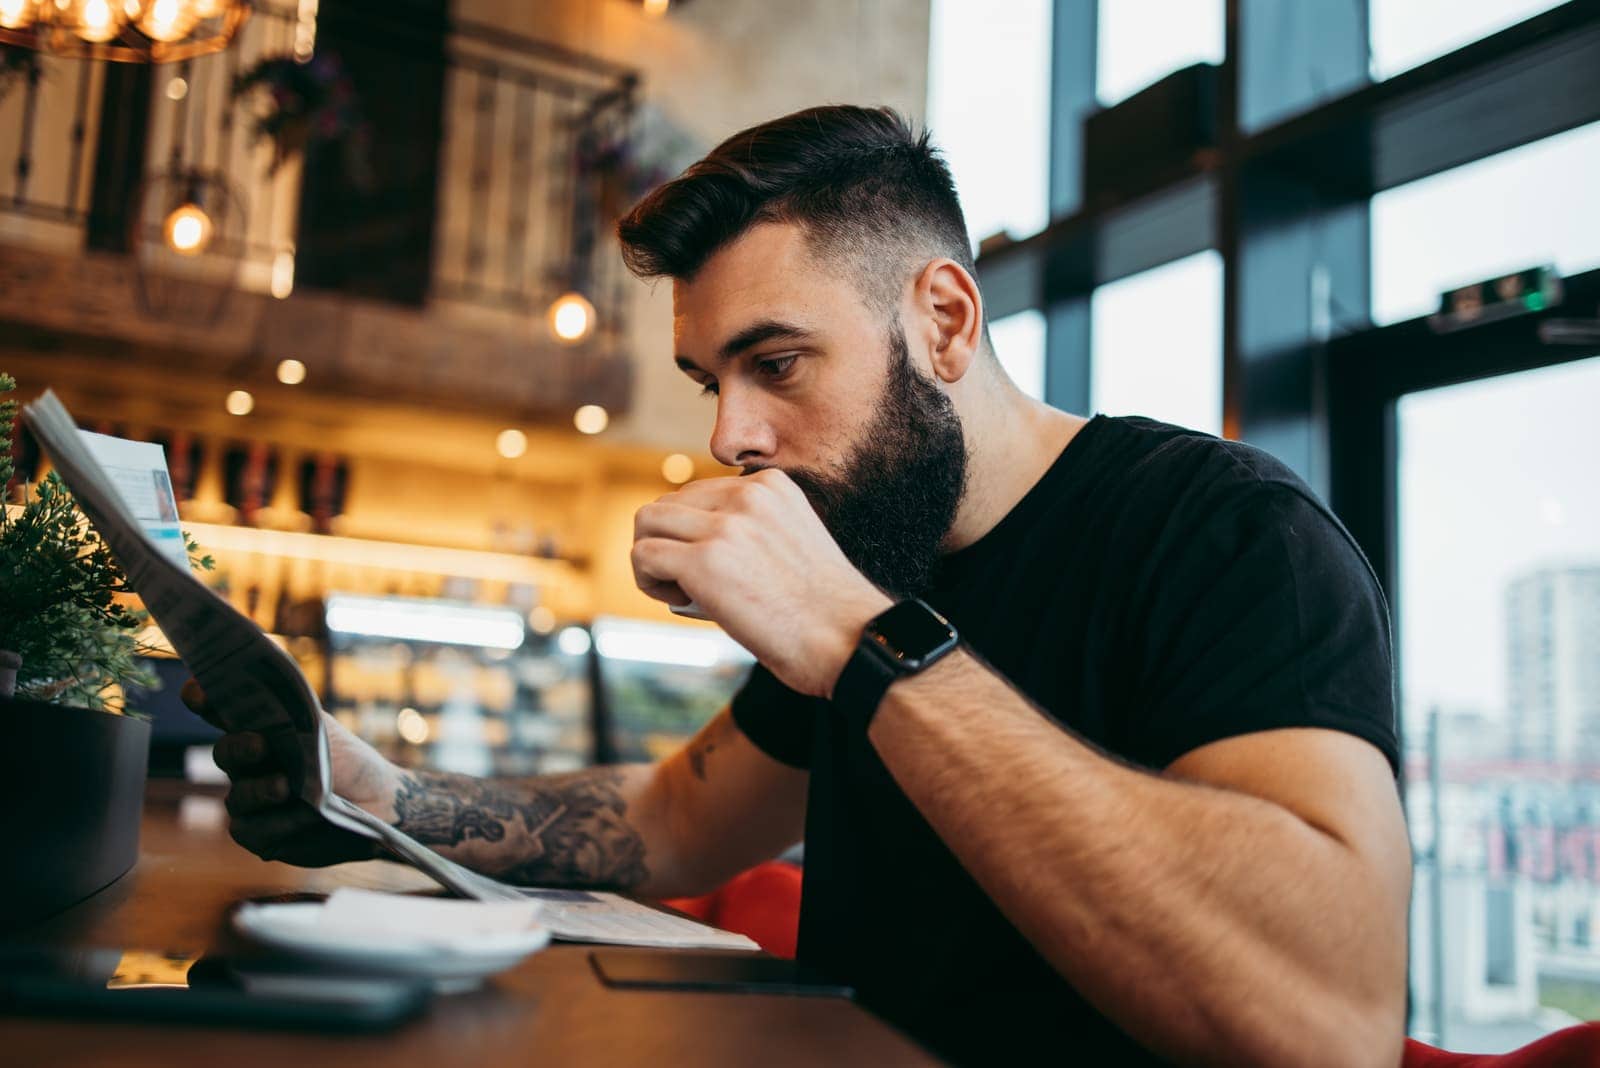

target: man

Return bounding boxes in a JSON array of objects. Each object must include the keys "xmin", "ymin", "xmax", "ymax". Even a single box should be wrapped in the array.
[{"xmin": 192, "ymin": 106, "xmax": 1411, "ymax": 1066}]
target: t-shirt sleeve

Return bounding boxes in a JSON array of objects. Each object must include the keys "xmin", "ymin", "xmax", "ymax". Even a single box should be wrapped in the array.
[
  {"xmin": 729, "ymin": 663, "xmax": 816, "ymax": 769},
  {"xmin": 1122, "ymin": 481, "xmax": 1400, "ymax": 773}
]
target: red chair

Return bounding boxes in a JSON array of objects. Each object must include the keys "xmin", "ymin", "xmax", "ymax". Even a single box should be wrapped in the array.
[
  {"xmin": 1403, "ymin": 1023, "xmax": 1600, "ymax": 1067},
  {"xmin": 660, "ymin": 860, "xmax": 804, "ymax": 959}
]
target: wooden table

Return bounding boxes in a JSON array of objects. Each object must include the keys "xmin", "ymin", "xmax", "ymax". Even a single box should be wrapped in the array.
[{"xmin": 3, "ymin": 782, "xmax": 937, "ymax": 1067}]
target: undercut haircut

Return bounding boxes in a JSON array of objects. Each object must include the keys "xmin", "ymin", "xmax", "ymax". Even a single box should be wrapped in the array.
[{"xmin": 616, "ymin": 105, "xmax": 979, "ymax": 321}]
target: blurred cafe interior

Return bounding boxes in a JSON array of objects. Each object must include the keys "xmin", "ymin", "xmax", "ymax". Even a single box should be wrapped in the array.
[{"xmin": 2, "ymin": 0, "xmax": 1599, "ymax": 1063}]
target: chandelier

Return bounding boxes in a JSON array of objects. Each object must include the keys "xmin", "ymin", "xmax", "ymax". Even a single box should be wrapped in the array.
[{"xmin": 0, "ymin": 0, "xmax": 251, "ymax": 63}]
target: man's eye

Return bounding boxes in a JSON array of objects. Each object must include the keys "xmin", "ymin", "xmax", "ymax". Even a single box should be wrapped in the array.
[{"xmin": 756, "ymin": 355, "xmax": 798, "ymax": 380}]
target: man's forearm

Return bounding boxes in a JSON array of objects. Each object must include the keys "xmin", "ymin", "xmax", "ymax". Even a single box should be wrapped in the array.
[
  {"xmin": 385, "ymin": 765, "xmax": 662, "ymax": 892},
  {"xmin": 865, "ymin": 649, "xmax": 1407, "ymax": 1068}
]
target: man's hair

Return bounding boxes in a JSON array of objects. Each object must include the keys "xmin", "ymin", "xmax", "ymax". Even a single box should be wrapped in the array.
[{"xmin": 616, "ymin": 105, "xmax": 977, "ymax": 319}]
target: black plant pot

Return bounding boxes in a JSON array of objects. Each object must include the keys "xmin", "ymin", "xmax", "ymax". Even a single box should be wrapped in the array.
[{"xmin": 0, "ymin": 696, "xmax": 149, "ymax": 929}]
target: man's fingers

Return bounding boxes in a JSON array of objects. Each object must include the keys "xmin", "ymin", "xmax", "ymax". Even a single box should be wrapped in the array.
[
  {"xmin": 213, "ymin": 732, "xmax": 268, "ymax": 775},
  {"xmin": 181, "ymin": 678, "xmax": 225, "ymax": 729},
  {"xmin": 634, "ymin": 501, "xmax": 726, "ymax": 544},
  {"xmin": 631, "ymin": 537, "xmax": 698, "ymax": 604},
  {"xmin": 225, "ymin": 773, "xmax": 291, "ymax": 816},
  {"xmin": 229, "ymin": 803, "xmax": 323, "ymax": 859}
]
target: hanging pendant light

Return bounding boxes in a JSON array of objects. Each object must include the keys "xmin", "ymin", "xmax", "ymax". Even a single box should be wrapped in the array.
[
  {"xmin": 133, "ymin": 162, "xmax": 245, "ymax": 325},
  {"xmin": 0, "ymin": 0, "xmax": 250, "ymax": 63}
]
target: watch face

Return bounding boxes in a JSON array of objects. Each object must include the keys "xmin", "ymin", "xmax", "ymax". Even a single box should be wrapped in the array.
[{"xmin": 867, "ymin": 599, "xmax": 959, "ymax": 667}]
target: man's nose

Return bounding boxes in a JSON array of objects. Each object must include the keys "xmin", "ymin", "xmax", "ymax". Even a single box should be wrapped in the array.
[{"xmin": 708, "ymin": 389, "xmax": 777, "ymax": 469}]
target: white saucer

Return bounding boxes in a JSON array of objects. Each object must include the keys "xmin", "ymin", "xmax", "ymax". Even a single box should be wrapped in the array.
[{"xmin": 232, "ymin": 901, "xmax": 551, "ymax": 993}]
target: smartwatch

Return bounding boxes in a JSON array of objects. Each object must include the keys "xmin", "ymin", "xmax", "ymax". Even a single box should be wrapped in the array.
[{"xmin": 831, "ymin": 598, "xmax": 959, "ymax": 729}]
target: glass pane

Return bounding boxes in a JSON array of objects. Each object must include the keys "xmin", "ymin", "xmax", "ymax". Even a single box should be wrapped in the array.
[
  {"xmin": 1097, "ymin": 0, "xmax": 1224, "ymax": 107},
  {"xmin": 1372, "ymin": 121, "xmax": 1600, "ymax": 327},
  {"xmin": 1370, "ymin": 0, "xmax": 1566, "ymax": 81},
  {"xmin": 927, "ymin": 0, "xmax": 1053, "ymax": 246},
  {"xmin": 1398, "ymin": 354, "xmax": 1600, "ymax": 1052},
  {"xmin": 990, "ymin": 309, "xmax": 1047, "ymax": 402},
  {"xmin": 1089, "ymin": 250, "xmax": 1223, "ymax": 434}
]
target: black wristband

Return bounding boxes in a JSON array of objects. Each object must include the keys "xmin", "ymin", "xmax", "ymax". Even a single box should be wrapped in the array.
[
  {"xmin": 830, "ymin": 599, "xmax": 959, "ymax": 730},
  {"xmin": 831, "ymin": 641, "xmax": 903, "ymax": 729}
]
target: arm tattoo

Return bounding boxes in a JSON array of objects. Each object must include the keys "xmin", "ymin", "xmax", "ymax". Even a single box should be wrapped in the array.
[
  {"xmin": 392, "ymin": 768, "xmax": 649, "ymax": 890},
  {"xmin": 687, "ymin": 737, "xmax": 717, "ymax": 781}
]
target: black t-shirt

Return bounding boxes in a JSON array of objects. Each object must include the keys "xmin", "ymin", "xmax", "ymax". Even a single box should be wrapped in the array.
[{"xmin": 729, "ymin": 415, "xmax": 1399, "ymax": 1065}]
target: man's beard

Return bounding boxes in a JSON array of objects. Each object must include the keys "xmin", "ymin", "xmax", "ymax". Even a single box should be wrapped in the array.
[{"xmin": 777, "ymin": 324, "xmax": 968, "ymax": 600}]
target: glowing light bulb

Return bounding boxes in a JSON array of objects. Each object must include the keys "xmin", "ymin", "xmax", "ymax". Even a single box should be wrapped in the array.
[
  {"xmin": 528, "ymin": 606, "xmax": 556, "ymax": 636},
  {"xmin": 162, "ymin": 201, "xmax": 212, "ymax": 255},
  {"xmin": 225, "ymin": 389, "xmax": 254, "ymax": 416},
  {"xmin": 137, "ymin": 0, "xmax": 197, "ymax": 42},
  {"xmin": 0, "ymin": 0, "xmax": 36, "ymax": 29},
  {"xmin": 573, "ymin": 404, "xmax": 608, "ymax": 435},
  {"xmin": 661, "ymin": 453, "xmax": 694, "ymax": 484},
  {"xmin": 547, "ymin": 291, "xmax": 595, "ymax": 344},
  {"xmin": 69, "ymin": 0, "xmax": 121, "ymax": 39},
  {"xmin": 190, "ymin": 0, "xmax": 224, "ymax": 17},
  {"xmin": 270, "ymin": 249, "xmax": 294, "ymax": 298},
  {"xmin": 557, "ymin": 626, "xmax": 591, "ymax": 657},
  {"xmin": 165, "ymin": 76, "xmax": 188, "ymax": 100},
  {"xmin": 496, "ymin": 428, "xmax": 528, "ymax": 459},
  {"xmin": 275, "ymin": 359, "xmax": 306, "ymax": 385},
  {"xmin": 396, "ymin": 707, "xmax": 430, "ymax": 745},
  {"xmin": 642, "ymin": 0, "xmax": 669, "ymax": 15}
]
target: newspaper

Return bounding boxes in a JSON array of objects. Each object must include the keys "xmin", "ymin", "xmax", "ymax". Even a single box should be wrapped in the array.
[
  {"xmin": 24, "ymin": 391, "xmax": 535, "ymax": 904},
  {"xmin": 23, "ymin": 391, "xmax": 762, "ymax": 949}
]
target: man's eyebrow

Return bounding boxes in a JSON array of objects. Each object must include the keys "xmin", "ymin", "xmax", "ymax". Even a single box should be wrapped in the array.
[{"xmin": 674, "ymin": 319, "xmax": 816, "ymax": 374}]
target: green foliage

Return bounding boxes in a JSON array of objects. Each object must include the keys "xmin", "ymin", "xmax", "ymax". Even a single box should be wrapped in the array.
[{"xmin": 0, "ymin": 374, "xmax": 210, "ymax": 711}]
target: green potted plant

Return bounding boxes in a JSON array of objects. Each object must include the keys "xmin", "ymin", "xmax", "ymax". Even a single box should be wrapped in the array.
[{"xmin": 0, "ymin": 373, "xmax": 209, "ymax": 927}]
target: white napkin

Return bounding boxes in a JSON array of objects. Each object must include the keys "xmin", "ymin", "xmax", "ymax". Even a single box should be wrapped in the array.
[{"xmin": 317, "ymin": 888, "xmax": 543, "ymax": 946}]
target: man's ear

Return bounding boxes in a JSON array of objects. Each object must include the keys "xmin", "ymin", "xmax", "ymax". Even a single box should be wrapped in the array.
[{"xmin": 911, "ymin": 258, "xmax": 985, "ymax": 384}]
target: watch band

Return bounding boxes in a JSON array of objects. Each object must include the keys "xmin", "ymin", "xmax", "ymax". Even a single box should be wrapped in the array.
[
  {"xmin": 832, "ymin": 637, "xmax": 903, "ymax": 728},
  {"xmin": 832, "ymin": 599, "xmax": 959, "ymax": 729}
]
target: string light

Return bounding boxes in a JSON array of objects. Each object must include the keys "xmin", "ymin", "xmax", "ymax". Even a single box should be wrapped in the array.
[
  {"xmin": 547, "ymin": 291, "xmax": 595, "ymax": 344},
  {"xmin": 224, "ymin": 389, "xmax": 254, "ymax": 416},
  {"xmin": 162, "ymin": 201, "xmax": 212, "ymax": 255},
  {"xmin": 275, "ymin": 359, "xmax": 306, "ymax": 385},
  {"xmin": 661, "ymin": 453, "xmax": 694, "ymax": 484},
  {"xmin": 573, "ymin": 404, "xmax": 608, "ymax": 435},
  {"xmin": 496, "ymin": 428, "xmax": 528, "ymax": 459},
  {"xmin": 270, "ymin": 249, "xmax": 294, "ymax": 299}
]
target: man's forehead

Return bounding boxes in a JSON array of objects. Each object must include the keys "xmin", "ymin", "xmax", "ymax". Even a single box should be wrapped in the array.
[{"xmin": 672, "ymin": 222, "xmax": 865, "ymax": 351}]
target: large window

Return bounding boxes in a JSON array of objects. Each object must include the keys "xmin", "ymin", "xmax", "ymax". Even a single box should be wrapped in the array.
[
  {"xmin": 1097, "ymin": 0, "xmax": 1225, "ymax": 107},
  {"xmin": 1369, "ymin": 0, "xmax": 1567, "ymax": 81},
  {"xmin": 1398, "ymin": 355, "xmax": 1600, "ymax": 1051},
  {"xmin": 989, "ymin": 309, "xmax": 1046, "ymax": 402},
  {"xmin": 927, "ymin": 0, "xmax": 1053, "ymax": 246},
  {"xmin": 1089, "ymin": 250, "xmax": 1223, "ymax": 434},
  {"xmin": 1371, "ymin": 120, "xmax": 1600, "ymax": 327}
]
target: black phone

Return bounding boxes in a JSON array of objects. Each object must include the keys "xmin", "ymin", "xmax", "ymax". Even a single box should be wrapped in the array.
[
  {"xmin": 590, "ymin": 950, "xmax": 855, "ymax": 999},
  {"xmin": 0, "ymin": 947, "xmax": 431, "ymax": 1033}
]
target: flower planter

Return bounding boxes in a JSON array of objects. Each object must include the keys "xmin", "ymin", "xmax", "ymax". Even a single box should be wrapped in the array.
[{"xmin": 0, "ymin": 696, "xmax": 149, "ymax": 929}]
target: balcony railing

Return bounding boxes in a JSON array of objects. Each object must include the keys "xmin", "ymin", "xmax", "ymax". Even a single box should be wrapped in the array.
[{"xmin": 0, "ymin": 6, "xmax": 640, "ymax": 421}]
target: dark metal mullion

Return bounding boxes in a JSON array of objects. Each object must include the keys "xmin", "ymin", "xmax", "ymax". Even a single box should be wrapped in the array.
[
  {"xmin": 1218, "ymin": 0, "xmax": 1244, "ymax": 440},
  {"xmin": 1040, "ymin": 0, "xmax": 1097, "ymax": 412}
]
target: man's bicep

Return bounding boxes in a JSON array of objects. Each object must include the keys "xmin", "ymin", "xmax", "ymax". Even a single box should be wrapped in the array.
[
  {"xmin": 655, "ymin": 707, "xmax": 807, "ymax": 890},
  {"xmin": 1164, "ymin": 727, "xmax": 1412, "ymax": 897}
]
